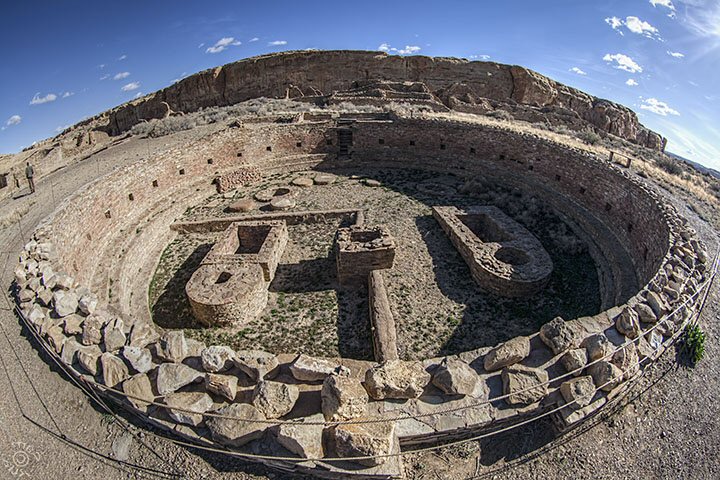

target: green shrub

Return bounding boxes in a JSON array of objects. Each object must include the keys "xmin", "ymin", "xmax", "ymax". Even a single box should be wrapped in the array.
[
  {"xmin": 576, "ymin": 130, "xmax": 601, "ymax": 145},
  {"xmin": 682, "ymin": 323, "xmax": 706, "ymax": 365},
  {"xmin": 656, "ymin": 156, "xmax": 683, "ymax": 175}
]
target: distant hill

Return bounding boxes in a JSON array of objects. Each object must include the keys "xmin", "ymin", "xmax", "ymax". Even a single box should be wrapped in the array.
[{"xmin": 667, "ymin": 151, "xmax": 720, "ymax": 179}]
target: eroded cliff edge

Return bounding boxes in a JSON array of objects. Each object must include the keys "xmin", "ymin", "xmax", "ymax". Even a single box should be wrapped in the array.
[{"xmin": 103, "ymin": 50, "xmax": 664, "ymax": 149}]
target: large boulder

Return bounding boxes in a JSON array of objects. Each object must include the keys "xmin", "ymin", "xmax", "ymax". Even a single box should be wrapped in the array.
[
  {"xmin": 634, "ymin": 303, "xmax": 657, "ymax": 324},
  {"xmin": 321, "ymin": 374, "xmax": 369, "ymax": 421},
  {"xmin": 431, "ymin": 357, "xmax": 479, "ymax": 396},
  {"xmin": 561, "ymin": 348, "xmax": 588, "ymax": 376},
  {"xmin": 158, "ymin": 330, "xmax": 188, "ymax": 363},
  {"xmin": 78, "ymin": 293, "xmax": 98, "ymax": 315},
  {"xmin": 206, "ymin": 403, "xmax": 266, "ymax": 447},
  {"xmin": 102, "ymin": 318, "xmax": 126, "ymax": 352},
  {"xmin": 201, "ymin": 345, "xmax": 235, "ymax": 373},
  {"xmin": 483, "ymin": 336, "xmax": 531, "ymax": 371},
  {"xmin": 81, "ymin": 314, "xmax": 107, "ymax": 346},
  {"xmin": 53, "ymin": 291, "xmax": 78, "ymax": 317},
  {"xmin": 63, "ymin": 314, "xmax": 84, "ymax": 336},
  {"xmin": 129, "ymin": 322, "xmax": 160, "ymax": 348},
  {"xmin": 363, "ymin": 360, "xmax": 430, "ymax": 400},
  {"xmin": 77, "ymin": 345, "xmax": 102, "ymax": 375},
  {"xmin": 539, "ymin": 317, "xmax": 576, "ymax": 355},
  {"xmin": 501, "ymin": 364, "xmax": 549, "ymax": 406},
  {"xmin": 100, "ymin": 352, "xmax": 129, "ymax": 387},
  {"xmin": 156, "ymin": 363, "xmax": 203, "ymax": 396},
  {"xmin": 252, "ymin": 381, "xmax": 300, "ymax": 419},
  {"xmin": 233, "ymin": 350, "xmax": 279, "ymax": 381},
  {"xmin": 205, "ymin": 373, "xmax": 238, "ymax": 401},
  {"xmin": 163, "ymin": 392, "xmax": 214, "ymax": 426},
  {"xmin": 276, "ymin": 414, "xmax": 325, "ymax": 459},
  {"xmin": 611, "ymin": 342, "xmax": 639, "ymax": 380},
  {"xmin": 615, "ymin": 307, "xmax": 641, "ymax": 339},
  {"xmin": 646, "ymin": 291, "xmax": 668, "ymax": 318},
  {"xmin": 559, "ymin": 376, "xmax": 596, "ymax": 408},
  {"xmin": 582, "ymin": 333, "xmax": 613, "ymax": 362},
  {"xmin": 122, "ymin": 346, "xmax": 153, "ymax": 374},
  {"xmin": 289, "ymin": 354, "xmax": 343, "ymax": 382},
  {"xmin": 334, "ymin": 421, "xmax": 396, "ymax": 467},
  {"xmin": 588, "ymin": 360, "xmax": 623, "ymax": 392},
  {"xmin": 122, "ymin": 373, "xmax": 154, "ymax": 412}
]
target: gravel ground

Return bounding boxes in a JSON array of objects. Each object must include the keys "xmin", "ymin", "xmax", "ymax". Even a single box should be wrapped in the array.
[{"xmin": 0, "ymin": 129, "xmax": 717, "ymax": 480}]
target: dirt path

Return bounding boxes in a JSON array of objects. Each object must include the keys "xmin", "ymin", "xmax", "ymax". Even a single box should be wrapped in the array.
[{"xmin": 0, "ymin": 134, "xmax": 717, "ymax": 479}]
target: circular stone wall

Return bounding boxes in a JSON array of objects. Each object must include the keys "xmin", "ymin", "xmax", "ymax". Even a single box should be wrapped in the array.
[{"xmin": 13, "ymin": 114, "xmax": 710, "ymax": 478}]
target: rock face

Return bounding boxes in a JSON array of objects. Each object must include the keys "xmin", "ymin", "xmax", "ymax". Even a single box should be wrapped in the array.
[
  {"xmin": 501, "ymin": 365, "xmax": 549, "ymax": 406},
  {"xmin": 484, "ymin": 336, "xmax": 531, "ymax": 371},
  {"xmin": 539, "ymin": 317, "xmax": 576, "ymax": 355},
  {"xmin": 363, "ymin": 360, "xmax": 431, "ymax": 400},
  {"xmin": 335, "ymin": 421, "xmax": 396, "ymax": 467},
  {"xmin": 251, "ymin": 381, "xmax": 299, "ymax": 419},
  {"xmin": 276, "ymin": 414, "xmax": 325, "ymax": 459},
  {"xmin": 432, "ymin": 357, "xmax": 479, "ymax": 396},
  {"xmin": 321, "ymin": 374, "xmax": 369, "ymax": 421},
  {"xmin": 206, "ymin": 403, "xmax": 266, "ymax": 447},
  {"xmin": 102, "ymin": 51, "xmax": 664, "ymax": 150}
]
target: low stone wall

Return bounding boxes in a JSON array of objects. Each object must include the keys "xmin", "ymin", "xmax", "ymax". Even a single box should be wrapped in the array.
[
  {"xmin": 432, "ymin": 205, "xmax": 553, "ymax": 297},
  {"xmin": 369, "ymin": 270, "xmax": 399, "ymax": 362},
  {"xmin": 10, "ymin": 115, "xmax": 711, "ymax": 477}
]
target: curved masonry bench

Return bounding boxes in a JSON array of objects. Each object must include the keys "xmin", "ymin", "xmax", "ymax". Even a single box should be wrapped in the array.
[
  {"xmin": 432, "ymin": 205, "xmax": 553, "ymax": 296},
  {"xmin": 11, "ymin": 112, "xmax": 712, "ymax": 479}
]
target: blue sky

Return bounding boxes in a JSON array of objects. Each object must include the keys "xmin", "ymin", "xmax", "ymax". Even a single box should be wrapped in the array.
[{"xmin": 1, "ymin": 0, "xmax": 719, "ymax": 168}]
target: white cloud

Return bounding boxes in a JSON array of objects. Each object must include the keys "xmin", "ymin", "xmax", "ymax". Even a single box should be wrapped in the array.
[
  {"xmin": 62, "ymin": 91, "xmax": 74, "ymax": 98},
  {"xmin": 118, "ymin": 54, "xmax": 127, "ymax": 60},
  {"xmin": 268, "ymin": 40, "xmax": 287, "ymax": 46},
  {"xmin": 249, "ymin": 37, "xmax": 259, "ymax": 42},
  {"xmin": 626, "ymin": 78, "xmax": 639, "ymax": 86},
  {"xmin": 625, "ymin": 16, "xmax": 661, "ymax": 39},
  {"xmin": 666, "ymin": 50, "xmax": 685, "ymax": 58},
  {"xmin": 206, "ymin": 37, "xmax": 241, "ymax": 54},
  {"xmin": 100, "ymin": 74, "xmax": 110, "ymax": 80},
  {"xmin": 640, "ymin": 97, "xmax": 680, "ymax": 116},
  {"xmin": 570, "ymin": 67, "xmax": 587, "ymax": 75},
  {"xmin": 606, "ymin": 16, "xmax": 661, "ymax": 39},
  {"xmin": 98, "ymin": 63, "xmax": 106, "ymax": 69},
  {"xmin": 30, "ymin": 92, "xmax": 57, "ymax": 105},
  {"xmin": 377, "ymin": 43, "xmax": 421, "ymax": 55},
  {"xmin": 55, "ymin": 124, "xmax": 70, "ymax": 133},
  {"xmin": 650, "ymin": 0, "xmax": 676, "ymax": 18},
  {"xmin": 113, "ymin": 71, "xmax": 130, "ymax": 80},
  {"xmin": 603, "ymin": 53, "xmax": 643, "ymax": 73},
  {"xmin": 680, "ymin": 0, "xmax": 720, "ymax": 37},
  {"xmin": 469, "ymin": 54, "xmax": 491, "ymax": 60},
  {"xmin": 134, "ymin": 92, "xmax": 144, "ymax": 99},
  {"xmin": 6, "ymin": 115, "xmax": 21, "ymax": 126},
  {"xmin": 605, "ymin": 16, "xmax": 624, "ymax": 35},
  {"xmin": 121, "ymin": 82, "xmax": 140, "ymax": 91}
]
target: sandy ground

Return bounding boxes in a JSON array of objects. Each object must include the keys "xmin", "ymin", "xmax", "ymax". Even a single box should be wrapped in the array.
[{"xmin": 0, "ymin": 129, "xmax": 718, "ymax": 480}]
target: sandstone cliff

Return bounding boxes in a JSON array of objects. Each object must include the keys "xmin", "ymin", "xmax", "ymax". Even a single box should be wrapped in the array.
[{"xmin": 100, "ymin": 50, "xmax": 664, "ymax": 149}]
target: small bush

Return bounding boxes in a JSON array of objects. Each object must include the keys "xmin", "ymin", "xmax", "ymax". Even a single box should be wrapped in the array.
[
  {"xmin": 681, "ymin": 323, "xmax": 706, "ymax": 366},
  {"xmin": 576, "ymin": 130, "xmax": 601, "ymax": 145},
  {"xmin": 486, "ymin": 109, "xmax": 514, "ymax": 121},
  {"xmin": 656, "ymin": 156, "xmax": 683, "ymax": 175}
]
